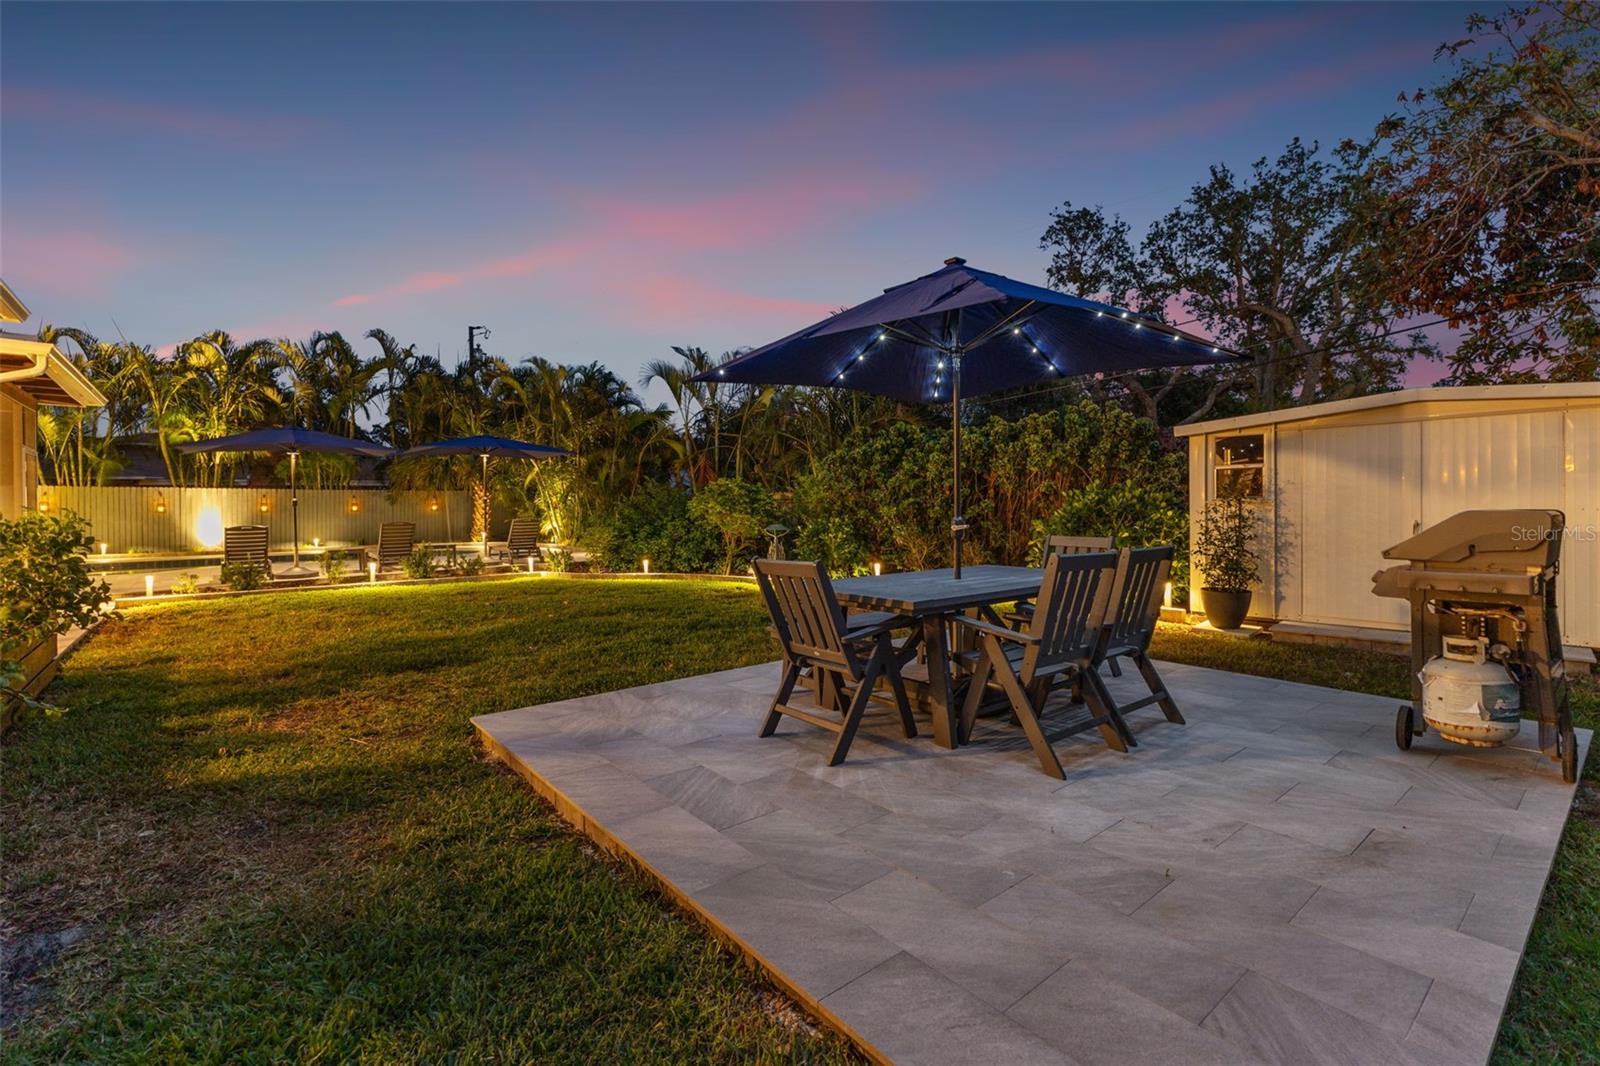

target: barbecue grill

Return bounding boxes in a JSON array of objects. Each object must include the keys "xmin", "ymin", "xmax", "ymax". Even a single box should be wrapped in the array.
[{"xmin": 1373, "ymin": 508, "xmax": 1577, "ymax": 782}]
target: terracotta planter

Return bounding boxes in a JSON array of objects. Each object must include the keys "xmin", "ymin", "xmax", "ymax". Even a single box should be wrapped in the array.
[{"xmin": 1202, "ymin": 588, "xmax": 1252, "ymax": 630}]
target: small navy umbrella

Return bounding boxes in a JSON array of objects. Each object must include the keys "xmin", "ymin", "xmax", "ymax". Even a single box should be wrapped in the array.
[
  {"xmin": 695, "ymin": 258, "xmax": 1242, "ymax": 576},
  {"xmin": 178, "ymin": 427, "xmax": 395, "ymax": 574},
  {"xmin": 397, "ymin": 435, "xmax": 570, "ymax": 555}
]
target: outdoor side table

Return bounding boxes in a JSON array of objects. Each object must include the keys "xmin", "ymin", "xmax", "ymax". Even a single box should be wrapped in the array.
[{"xmin": 831, "ymin": 565, "xmax": 1043, "ymax": 749}]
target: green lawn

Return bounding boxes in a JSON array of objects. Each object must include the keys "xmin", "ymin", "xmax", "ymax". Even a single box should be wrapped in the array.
[{"xmin": 1, "ymin": 578, "xmax": 1594, "ymax": 1063}]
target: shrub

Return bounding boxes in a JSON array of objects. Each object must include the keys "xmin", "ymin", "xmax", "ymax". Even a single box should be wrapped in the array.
[
  {"xmin": 321, "ymin": 550, "xmax": 349, "ymax": 585},
  {"xmin": 687, "ymin": 477, "xmax": 776, "ymax": 574},
  {"xmin": 220, "ymin": 560, "xmax": 267, "ymax": 591},
  {"xmin": 793, "ymin": 401, "xmax": 1181, "ymax": 572},
  {"xmin": 793, "ymin": 515, "xmax": 870, "ymax": 576},
  {"xmin": 1, "ymin": 510, "xmax": 111, "ymax": 711},
  {"xmin": 402, "ymin": 545, "xmax": 435, "ymax": 580},
  {"xmin": 591, "ymin": 483, "xmax": 720, "ymax": 574},
  {"xmin": 545, "ymin": 547, "xmax": 573, "ymax": 573},
  {"xmin": 1032, "ymin": 455, "xmax": 1190, "ymax": 591},
  {"xmin": 171, "ymin": 573, "xmax": 202, "ymax": 595},
  {"xmin": 457, "ymin": 553, "xmax": 484, "ymax": 576},
  {"xmin": 1194, "ymin": 496, "xmax": 1260, "ymax": 593}
]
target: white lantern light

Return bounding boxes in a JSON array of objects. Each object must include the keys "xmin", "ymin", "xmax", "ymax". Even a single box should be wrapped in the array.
[
  {"xmin": 368, "ymin": 561, "xmax": 378, "ymax": 583},
  {"xmin": 144, "ymin": 574, "xmax": 155, "ymax": 597},
  {"xmin": 642, "ymin": 557, "xmax": 651, "ymax": 574}
]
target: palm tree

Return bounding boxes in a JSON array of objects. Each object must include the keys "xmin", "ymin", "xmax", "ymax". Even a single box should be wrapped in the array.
[
  {"xmin": 640, "ymin": 345, "xmax": 723, "ymax": 488},
  {"xmin": 365, "ymin": 328, "xmax": 420, "ymax": 448},
  {"xmin": 177, "ymin": 331, "xmax": 282, "ymax": 485}
]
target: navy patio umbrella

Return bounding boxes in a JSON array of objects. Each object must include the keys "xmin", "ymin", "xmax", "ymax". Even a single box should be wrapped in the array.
[
  {"xmin": 695, "ymin": 257, "xmax": 1242, "ymax": 577},
  {"xmin": 178, "ymin": 427, "xmax": 396, "ymax": 575},
  {"xmin": 397, "ymin": 435, "xmax": 570, "ymax": 555}
]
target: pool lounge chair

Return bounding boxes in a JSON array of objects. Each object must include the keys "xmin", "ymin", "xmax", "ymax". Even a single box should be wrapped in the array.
[
  {"xmin": 501, "ymin": 517, "xmax": 544, "ymax": 566},
  {"xmin": 376, "ymin": 522, "xmax": 416, "ymax": 572},
  {"xmin": 223, "ymin": 525, "xmax": 275, "ymax": 581}
]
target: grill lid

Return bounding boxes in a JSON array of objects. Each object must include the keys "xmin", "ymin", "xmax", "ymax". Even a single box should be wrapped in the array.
[{"xmin": 1381, "ymin": 509, "xmax": 1564, "ymax": 568}]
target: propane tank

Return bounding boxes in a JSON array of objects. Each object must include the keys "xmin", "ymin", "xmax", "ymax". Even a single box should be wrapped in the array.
[{"xmin": 1420, "ymin": 636, "xmax": 1522, "ymax": 747}]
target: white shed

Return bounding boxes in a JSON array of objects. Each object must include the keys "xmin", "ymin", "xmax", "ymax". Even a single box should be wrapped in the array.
[{"xmin": 1176, "ymin": 383, "xmax": 1600, "ymax": 656}]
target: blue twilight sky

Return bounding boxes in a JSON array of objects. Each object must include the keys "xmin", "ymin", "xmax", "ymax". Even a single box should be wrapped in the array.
[{"xmin": 2, "ymin": 1, "xmax": 1474, "ymax": 400}]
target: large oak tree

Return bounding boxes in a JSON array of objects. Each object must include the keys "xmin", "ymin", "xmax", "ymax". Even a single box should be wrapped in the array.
[
  {"xmin": 1041, "ymin": 140, "xmax": 1434, "ymax": 425},
  {"xmin": 1368, "ymin": 2, "xmax": 1599, "ymax": 383}
]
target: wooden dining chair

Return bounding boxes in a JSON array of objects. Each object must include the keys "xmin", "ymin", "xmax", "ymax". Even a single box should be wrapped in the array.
[
  {"xmin": 753, "ymin": 559, "xmax": 916, "ymax": 767},
  {"xmin": 1092, "ymin": 546, "xmax": 1185, "ymax": 729},
  {"xmin": 1044, "ymin": 534, "xmax": 1117, "ymax": 558},
  {"xmin": 956, "ymin": 551, "xmax": 1127, "ymax": 779},
  {"xmin": 1007, "ymin": 534, "xmax": 1117, "ymax": 627}
]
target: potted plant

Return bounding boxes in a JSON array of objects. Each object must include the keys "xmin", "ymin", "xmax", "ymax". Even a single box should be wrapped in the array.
[
  {"xmin": 1194, "ymin": 496, "xmax": 1259, "ymax": 630},
  {"xmin": 1, "ymin": 510, "xmax": 112, "ymax": 730}
]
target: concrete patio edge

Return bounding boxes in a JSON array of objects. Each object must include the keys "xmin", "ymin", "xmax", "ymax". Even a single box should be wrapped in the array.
[{"xmin": 472, "ymin": 720, "xmax": 891, "ymax": 1065}]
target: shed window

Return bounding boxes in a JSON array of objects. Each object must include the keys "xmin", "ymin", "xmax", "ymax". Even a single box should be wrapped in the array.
[{"xmin": 1214, "ymin": 433, "xmax": 1264, "ymax": 498}]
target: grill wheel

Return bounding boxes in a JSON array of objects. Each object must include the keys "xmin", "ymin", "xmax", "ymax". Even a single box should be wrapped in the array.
[{"xmin": 1395, "ymin": 705, "xmax": 1416, "ymax": 750}]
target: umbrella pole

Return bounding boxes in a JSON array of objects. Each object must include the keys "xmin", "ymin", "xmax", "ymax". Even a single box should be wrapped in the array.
[
  {"xmin": 951, "ymin": 352, "xmax": 964, "ymax": 579},
  {"xmin": 481, "ymin": 453, "xmax": 490, "ymax": 560},
  {"xmin": 290, "ymin": 450, "xmax": 301, "ymax": 570}
]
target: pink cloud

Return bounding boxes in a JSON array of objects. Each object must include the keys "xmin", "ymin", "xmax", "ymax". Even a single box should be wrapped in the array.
[
  {"xmin": 748, "ymin": 8, "xmax": 1348, "ymax": 162},
  {"xmin": 630, "ymin": 275, "xmax": 836, "ymax": 329},
  {"xmin": 3, "ymin": 86, "xmax": 316, "ymax": 146},
  {"xmin": 1105, "ymin": 42, "xmax": 1435, "ymax": 150},
  {"xmin": 333, "ymin": 237, "xmax": 593, "ymax": 307},
  {"xmin": 335, "ymin": 270, "xmax": 465, "ymax": 307},
  {"xmin": 0, "ymin": 225, "xmax": 136, "ymax": 298},
  {"xmin": 329, "ymin": 171, "xmax": 918, "ymax": 320}
]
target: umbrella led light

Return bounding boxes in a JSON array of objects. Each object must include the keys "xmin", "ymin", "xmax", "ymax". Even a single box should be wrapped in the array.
[{"xmin": 687, "ymin": 258, "xmax": 1235, "ymax": 580}]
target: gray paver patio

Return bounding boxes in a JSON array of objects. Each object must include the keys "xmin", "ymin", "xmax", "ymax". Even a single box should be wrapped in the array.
[{"xmin": 474, "ymin": 659, "xmax": 1589, "ymax": 1066}]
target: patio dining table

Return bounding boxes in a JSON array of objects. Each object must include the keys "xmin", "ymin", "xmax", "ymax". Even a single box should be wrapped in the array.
[{"xmin": 831, "ymin": 564, "xmax": 1043, "ymax": 750}]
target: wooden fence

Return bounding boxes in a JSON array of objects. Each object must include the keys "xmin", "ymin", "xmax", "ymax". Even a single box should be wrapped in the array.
[{"xmin": 42, "ymin": 485, "xmax": 498, "ymax": 553}]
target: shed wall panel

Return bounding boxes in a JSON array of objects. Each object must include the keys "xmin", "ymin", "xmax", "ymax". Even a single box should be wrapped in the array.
[
  {"xmin": 1294, "ymin": 421, "xmax": 1418, "ymax": 628},
  {"xmin": 1564, "ymin": 409, "xmax": 1599, "ymax": 646}
]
